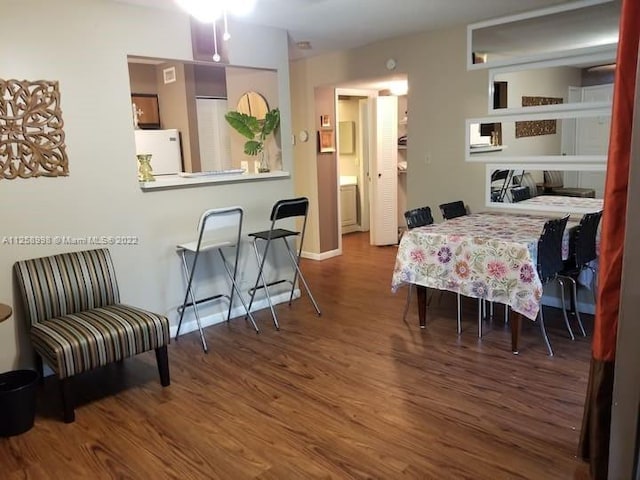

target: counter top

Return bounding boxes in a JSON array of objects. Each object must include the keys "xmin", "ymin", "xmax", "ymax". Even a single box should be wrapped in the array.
[{"xmin": 140, "ymin": 170, "xmax": 291, "ymax": 191}]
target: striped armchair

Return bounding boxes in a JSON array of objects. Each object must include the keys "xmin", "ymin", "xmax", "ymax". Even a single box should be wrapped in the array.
[{"xmin": 14, "ymin": 249, "xmax": 170, "ymax": 423}]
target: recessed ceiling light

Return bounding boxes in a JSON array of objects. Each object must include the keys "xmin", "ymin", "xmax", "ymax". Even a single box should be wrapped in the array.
[{"xmin": 296, "ymin": 41, "xmax": 312, "ymax": 50}]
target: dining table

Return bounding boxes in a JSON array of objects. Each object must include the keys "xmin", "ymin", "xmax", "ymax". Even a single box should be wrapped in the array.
[
  {"xmin": 518, "ymin": 195, "xmax": 603, "ymax": 211},
  {"xmin": 391, "ymin": 211, "xmax": 582, "ymax": 353}
]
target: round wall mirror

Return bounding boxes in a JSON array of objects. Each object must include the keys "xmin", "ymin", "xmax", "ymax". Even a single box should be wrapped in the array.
[{"xmin": 236, "ymin": 91, "xmax": 269, "ymax": 119}]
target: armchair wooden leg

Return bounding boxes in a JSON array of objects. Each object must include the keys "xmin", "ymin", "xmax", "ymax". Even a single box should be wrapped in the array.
[
  {"xmin": 35, "ymin": 354, "xmax": 44, "ymax": 385},
  {"xmin": 155, "ymin": 346, "xmax": 170, "ymax": 387},
  {"xmin": 60, "ymin": 378, "xmax": 75, "ymax": 423}
]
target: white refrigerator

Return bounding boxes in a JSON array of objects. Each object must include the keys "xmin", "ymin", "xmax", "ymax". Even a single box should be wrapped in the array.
[{"xmin": 134, "ymin": 129, "xmax": 183, "ymax": 175}]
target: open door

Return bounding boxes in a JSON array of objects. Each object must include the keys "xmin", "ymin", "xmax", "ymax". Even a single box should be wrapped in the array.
[
  {"xmin": 369, "ymin": 95, "xmax": 398, "ymax": 245},
  {"xmin": 358, "ymin": 98, "xmax": 371, "ymax": 232}
]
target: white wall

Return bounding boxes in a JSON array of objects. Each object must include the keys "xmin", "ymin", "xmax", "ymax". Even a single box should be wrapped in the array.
[
  {"xmin": 494, "ymin": 66, "xmax": 583, "ymax": 157},
  {"xmin": 290, "ymin": 24, "xmax": 488, "ymax": 248},
  {"xmin": 0, "ymin": 0, "xmax": 294, "ymax": 371}
]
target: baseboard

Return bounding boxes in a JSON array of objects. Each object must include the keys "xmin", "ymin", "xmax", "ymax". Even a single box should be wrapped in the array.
[
  {"xmin": 341, "ymin": 224, "xmax": 359, "ymax": 234},
  {"xmin": 170, "ymin": 289, "xmax": 301, "ymax": 338},
  {"xmin": 300, "ymin": 249, "xmax": 341, "ymax": 261}
]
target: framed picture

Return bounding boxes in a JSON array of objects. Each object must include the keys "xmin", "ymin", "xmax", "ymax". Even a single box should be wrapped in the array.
[
  {"xmin": 131, "ymin": 93, "xmax": 161, "ymax": 129},
  {"xmin": 318, "ymin": 129, "xmax": 335, "ymax": 153},
  {"xmin": 163, "ymin": 66, "xmax": 176, "ymax": 84},
  {"xmin": 320, "ymin": 114, "xmax": 331, "ymax": 128}
]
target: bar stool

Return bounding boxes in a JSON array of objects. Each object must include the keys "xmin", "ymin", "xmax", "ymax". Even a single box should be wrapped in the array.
[
  {"xmin": 176, "ymin": 206, "xmax": 258, "ymax": 352},
  {"xmin": 246, "ymin": 197, "xmax": 321, "ymax": 329}
]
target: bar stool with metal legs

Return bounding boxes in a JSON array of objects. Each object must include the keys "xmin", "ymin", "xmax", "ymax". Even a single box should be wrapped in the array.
[
  {"xmin": 176, "ymin": 206, "xmax": 259, "ymax": 352},
  {"xmin": 246, "ymin": 197, "xmax": 321, "ymax": 329}
]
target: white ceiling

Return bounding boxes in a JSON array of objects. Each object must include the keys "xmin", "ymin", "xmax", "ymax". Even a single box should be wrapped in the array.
[{"xmin": 113, "ymin": 0, "xmax": 578, "ymax": 60}]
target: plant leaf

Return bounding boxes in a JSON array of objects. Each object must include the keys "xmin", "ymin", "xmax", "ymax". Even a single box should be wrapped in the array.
[
  {"xmin": 225, "ymin": 111, "xmax": 260, "ymax": 139},
  {"xmin": 261, "ymin": 108, "xmax": 280, "ymax": 140},
  {"xmin": 244, "ymin": 140, "xmax": 263, "ymax": 156}
]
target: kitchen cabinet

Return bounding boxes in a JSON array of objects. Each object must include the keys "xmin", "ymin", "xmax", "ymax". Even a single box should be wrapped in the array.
[{"xmin": 340, "ymin": 184, "xmax": 358, "ymax": 233}]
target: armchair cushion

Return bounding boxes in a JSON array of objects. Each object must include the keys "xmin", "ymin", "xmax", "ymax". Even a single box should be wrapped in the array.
[{"xmin": 31, "ymin": 304, "xmax": 169, "ymax": 379}]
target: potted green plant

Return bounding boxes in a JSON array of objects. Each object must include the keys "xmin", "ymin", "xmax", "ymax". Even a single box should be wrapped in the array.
[{"xmin": 225, "ymin": 108, "xmax": 280, "ymax": 173}]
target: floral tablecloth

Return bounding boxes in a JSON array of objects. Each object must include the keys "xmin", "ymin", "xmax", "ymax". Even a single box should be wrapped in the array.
[
  {"xmin": 520, "ymin": 195, "xmax": 603, "ymax": 211},
  {"xmin": 391, "ymin": 212, "xmax": 577, "ymax": 321}
]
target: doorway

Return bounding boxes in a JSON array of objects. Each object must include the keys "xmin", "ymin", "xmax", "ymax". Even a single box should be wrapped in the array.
[{"xmin": 331, "ymin": 79, "xmax": 407, "ymax": 256}]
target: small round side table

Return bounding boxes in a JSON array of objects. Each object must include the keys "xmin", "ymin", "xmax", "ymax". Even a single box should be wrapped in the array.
[{"xmin": 0, "ymin": 303, "xmax": 12, "ymax": 323}]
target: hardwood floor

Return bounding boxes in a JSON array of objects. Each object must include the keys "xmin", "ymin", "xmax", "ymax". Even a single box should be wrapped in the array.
[{"xmin": 1, "ymin": 232, "xmax": 592, "ymax": 479}]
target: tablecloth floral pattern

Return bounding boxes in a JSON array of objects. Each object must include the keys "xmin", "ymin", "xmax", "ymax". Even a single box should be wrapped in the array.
[
  {"xmin": 391, "ymin": 213, "xmax": 576, "ymax": 321},
  {"xmin": 520, "ymin": 195, "xmax": 603, "ymax": 211}
]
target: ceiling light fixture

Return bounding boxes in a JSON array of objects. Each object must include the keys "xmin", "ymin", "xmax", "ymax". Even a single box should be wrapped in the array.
[{"xmin": 175, "ymin": 0, "xmax": 256, "ymax": 62}]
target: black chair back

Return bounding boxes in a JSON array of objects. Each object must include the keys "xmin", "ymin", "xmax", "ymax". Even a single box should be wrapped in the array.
[
  {"xmin": 404, "ymin": 206, "xmax": 434, "ymax": 230},
  {"xmin": 439, "ymin": 201, "xmax": 467, "ymax": 220},
  {"xmin": 572, "ymin": 210, "xmax": 603, "ymax": 267},
  {"xmin": 537, "ymin": 215, "xmax": 570, "ymax": 283},
  {"xmin": 510, "ymin": 186, "xmax": 531, "ymax": 202},
  {"xmin": 270, "ymin": 197, "xmax": 309, "ymax": 221}
]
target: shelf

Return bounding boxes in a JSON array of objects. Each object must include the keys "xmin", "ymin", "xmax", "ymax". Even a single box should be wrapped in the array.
[
  {"xmin": 398, "ymin": 145, "xmax": 407, "ymax": 150},
  {"xmin": 470, "ymin": 145, "xmax": 507, "ymax": 154},
  {"xmin": 139, "ymin": 170, "xmax": 291, "ymax": 191}
]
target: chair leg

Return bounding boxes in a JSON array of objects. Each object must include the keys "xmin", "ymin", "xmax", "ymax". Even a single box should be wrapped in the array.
[
  {"xmin": 556, "ymin": 278, "xmax": 575, "ymax": 341},
  {"xmin": 567, "ymin": 276, "xmax": 587, "ymax": 336},
  {"xmin": 402, "ymin": 284, "xmax": 413, "ymax": 322},
  {"xmin": 538, "ymin": 306, "xmax": 554, "ymax": 356},
  {"xmin": 249, "ymin": 239, "xmax": 280, "ymax": 330},
  {"xmin": 35, "ymin": 354, "xmax": 44, "ymax": 385},
  {"xmin": 178, "ymin": 251, "xmax": 208, "ymax": 353},
  {"xmin": 283, "ymin": 238, "xmax": 321, "ymax": 316},
  {"xmin": 219, "ymin": 250, "xmax": 259, "ymax": 333},
  {"xmin": 155, "ymin": 346, "xmax": 171, "ymax": 387},
  {"xmin": 477, "ymin": 298, "xmax": 483, "ymax": 339},
  {"xmin": 60, "ymin": 378, "xmax": 75, "ymax": 423},
  {"xmin": 456, "ymin": 293, "xmax": 461, "ymax": 335}
]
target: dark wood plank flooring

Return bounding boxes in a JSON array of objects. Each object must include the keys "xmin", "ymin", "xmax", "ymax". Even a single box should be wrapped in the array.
[{"xmin": 1, "ymin": 232, "xmax": 592, "ymax": 479}]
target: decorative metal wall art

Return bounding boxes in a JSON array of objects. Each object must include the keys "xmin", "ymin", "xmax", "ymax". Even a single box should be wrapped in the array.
[
  {"xmin": 0, "ymin": 79, "xmax": 69, "ymax": 179},
  {"xmin": 515, "ymin": 96, "xmax": 563, "ymax": 138}
]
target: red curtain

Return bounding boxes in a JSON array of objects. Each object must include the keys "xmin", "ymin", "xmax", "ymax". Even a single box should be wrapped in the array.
[{"xmin": 579, "ymin": 0, "xmax": 640, "ymax": 478}]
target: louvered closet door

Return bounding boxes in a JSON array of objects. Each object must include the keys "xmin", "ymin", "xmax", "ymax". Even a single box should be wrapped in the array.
[{"xmin": 369, "ymin": 96, "xmax": 398, "ymax": 246}]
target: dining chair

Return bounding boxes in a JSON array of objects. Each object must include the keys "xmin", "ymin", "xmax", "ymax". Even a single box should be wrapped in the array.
[
  {"xmin": 557, "ymin": 210, "xmax": 603, "ymax": 336},
  {"xmin": 176, "ymin": 206, "xmax": 259, "ymax": 353},
  {"xmin": 402, "ymin": 206, "xmax": 434, "ymax": 322},
  {"xmin": 438, "ymin": 200, "xmax": 467, "ymax": 220},
  {"xmin": 535, "ymin": 215, "xmax": 572, "ymax": 356},
  {"xmin": 437, "ymin": 201, "xmax": 479, "ymax": 334},
  {"xmin": 491, "ymin": 169, "xmax": 513, "ymax": 202},
  {"xmin": 514, "ymin": 172, "xmax": 539, "ymax": 197},
  {"xmin": 510, "ymin": 186, "xmax": 531, "ymax": 202},
  {"xmin": 247, "ymin": 197, "xmax": 321, "ymax": 329}
]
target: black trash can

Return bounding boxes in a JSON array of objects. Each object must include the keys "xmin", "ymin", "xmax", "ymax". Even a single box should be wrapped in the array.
[{"xmin": 0, "ymin": 369, "xmax": 39, "ymax": 437}]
